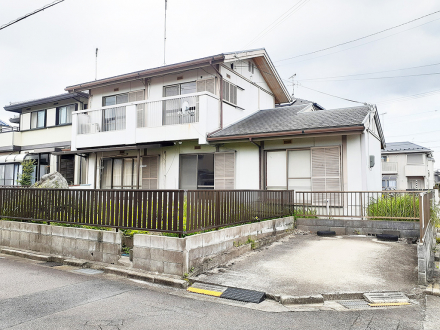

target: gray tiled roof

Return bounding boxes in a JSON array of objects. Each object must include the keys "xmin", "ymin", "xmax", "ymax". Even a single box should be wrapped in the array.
[
  {"xmin": 209, "ymin": 105, "xmax": 370, "ymax": 138},
  {"xmin": 383, "ymin": 142, "xmax": 431, "ymax": 153}
]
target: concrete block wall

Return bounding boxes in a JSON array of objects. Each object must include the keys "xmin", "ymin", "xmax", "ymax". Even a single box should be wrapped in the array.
[
  {"xmin": 133, "ymin": 216, "xmax": 294, "ymax": 276},
  {"xmin": 0, "ymin": 220, "xmax": 122, "ymax": 264},
  {"xmin": 297, "ymin": 218, "xmax": 420, "ymax": 238},
  {"xmin": 417, "ymin": 222, "xmax": 436, "ymax": 285}
]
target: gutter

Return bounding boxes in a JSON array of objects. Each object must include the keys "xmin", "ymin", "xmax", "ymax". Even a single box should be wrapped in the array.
[
  {"xmin": 210, "ymin": 59, "xmax": 223, "ymax": 129},
  {"xmin": 66, "ymin": 55, "xmax": 225, "ymax": 92},
  {"xmin": 207, "ymin": 125, "xmax": 365, "ymax": 142}
]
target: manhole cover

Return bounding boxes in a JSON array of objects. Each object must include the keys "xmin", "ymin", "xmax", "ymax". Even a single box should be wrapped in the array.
[
  {"xmin": 39, "ymin": 262, "xmax": 64, "ymax": 267},
  {"xmin": 338, "ymin": 300, "xmax": 372, "ymax": 309},
  {"xmin": 74, "ymin": 269, "xmax": 104, "ymax": 275},
  {"xmin": 363, "ymin": 292, "xmax": 409, "ymax": 304}
]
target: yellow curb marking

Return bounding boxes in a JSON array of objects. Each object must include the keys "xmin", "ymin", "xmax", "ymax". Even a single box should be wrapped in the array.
[
  {"xmin": 187, "ymin": 287, "xmax": 223, "ymax": 297},
  {"xmin": 368, "ymin": 302, "xmax": 411, "ymax": 307}
]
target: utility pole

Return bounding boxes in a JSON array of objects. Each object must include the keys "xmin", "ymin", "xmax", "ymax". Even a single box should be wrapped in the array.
[
  {"xmin": 95, "ymin": 48, "xmax": 98, "ymax": 80},
  {"xmin": 164, "ymin": 0, "xmax": 167, "ymax": 66}
]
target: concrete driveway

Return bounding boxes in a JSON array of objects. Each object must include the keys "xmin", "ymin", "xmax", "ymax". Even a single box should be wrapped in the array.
[{"xmin": 194, "ymin": 234, "xmax": 420, "ymax": 297}]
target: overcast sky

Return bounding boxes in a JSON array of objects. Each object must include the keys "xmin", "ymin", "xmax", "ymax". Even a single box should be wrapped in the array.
[{"xmin": 1, "ymin": 0, "xmax": 439, "ymax": 168}]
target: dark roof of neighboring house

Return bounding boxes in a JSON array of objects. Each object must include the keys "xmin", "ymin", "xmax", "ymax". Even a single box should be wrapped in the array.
[
  {"xmin": 382, "ymin": 142, "xmax": 432, "ymax": 154},
  {"xmin": 4, "ymin": 92, "xmax": 89, "ymax": 113},
  {"xmin": 276, "ymin": 98, "xmax": 325, "ymax": 110},
  {"xmin": 208, "ymin": 105, "xmax": 372, "ymax": 141}
]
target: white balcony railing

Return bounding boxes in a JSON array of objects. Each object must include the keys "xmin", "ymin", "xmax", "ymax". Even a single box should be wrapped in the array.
[
  {"xmin": 137, "ymin": 95, "xmax": 199, "ymax": 128},
  {"xmin": 72, "ymin": 92, "xmax": 219, "ymax": 150},
  {"xmin": 382, "ymin": 161, "xmax": 398, "ymax": 173}
]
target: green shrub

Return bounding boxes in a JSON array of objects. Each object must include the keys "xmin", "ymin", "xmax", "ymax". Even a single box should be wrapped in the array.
[
  {"xmin": 367, "ymin": 194, "xmax": 419, "ymax": 221},
  {"xmin": 18, "ymin": 159, "xmax": 35, "ymax": 186}
]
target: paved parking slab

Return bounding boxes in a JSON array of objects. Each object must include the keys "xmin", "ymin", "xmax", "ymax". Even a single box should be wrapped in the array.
[{"xmin": 194, "ymin": 235, "xmax": 420, "ymax": 297}]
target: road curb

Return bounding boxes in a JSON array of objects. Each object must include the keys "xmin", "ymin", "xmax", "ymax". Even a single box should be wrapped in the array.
[
  {"xmin": 0, "ymin": 247, "xmax": 188, "ymax": 290},
  {"xmin": 280, "ymin": 295, "xmax": 324, "ymax": 305}
]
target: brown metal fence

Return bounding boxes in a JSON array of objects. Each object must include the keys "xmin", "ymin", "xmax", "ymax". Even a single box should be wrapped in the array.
[
  {"xmin": 294, "ymin": 191, "xmax": 422, "ymax": 220},
  {"xmin": 419, "ymin": 190, "xmax": 434, "ymax": 242},
  {"xmin": 0, "ymin": 188, "xmax": 294, "ymax": 236}
]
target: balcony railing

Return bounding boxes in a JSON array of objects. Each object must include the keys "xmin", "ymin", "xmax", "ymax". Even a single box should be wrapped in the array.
[
  {"xmin": 137, "ymin": 95, "xmax": 199, "ymax": 128},
  {"xmin": 76, "ymin": 95, "xmax": 200, "ymax": 135},
  {"xmin": 0, "ymin": 126, "xmax": 19, "ymax": 133},
  {"xmin": 382, "ymin": 161, "xmax": 397, "ymax": 173},
  {"xmin": 77, "ymin": 106, "xmax": 126, "ymax": 134}
]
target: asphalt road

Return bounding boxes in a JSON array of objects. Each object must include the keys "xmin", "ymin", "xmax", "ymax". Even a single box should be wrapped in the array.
[{"xmin": 0, "ymin": 253, "xmax": 437, "ymax": 330}]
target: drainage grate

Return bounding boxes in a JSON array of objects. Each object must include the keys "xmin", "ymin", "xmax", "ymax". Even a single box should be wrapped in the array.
[
  {"xmin": 363, "ymin": 292, "xmax": 409, "ymax": 304},
  {"xmin": 39, "ymin": 261, "xmax": 64, "ymax": 267},
  {"xmin": 338, "ymin": 300, "xmax": 372, "ymax": 309},
  {"xmin": 220, "ymin": 287, "xmax": 265, "ymax": 304},
  {"xmin": 74, "ymin": 269, "xmax": 104, "ymax": 275}
]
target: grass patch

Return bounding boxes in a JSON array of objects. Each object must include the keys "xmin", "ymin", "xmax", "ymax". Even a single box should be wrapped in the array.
[{"xmin": 366, "ymin": 194, "xmax": 419, "ymax": 221}]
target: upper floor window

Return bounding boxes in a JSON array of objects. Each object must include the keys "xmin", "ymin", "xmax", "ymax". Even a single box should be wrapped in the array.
[
  {"xmin": 164, "ymin": 82, "xmax": 196, "ymax": 97},
  {"xmin": 223, "ymin": 80, "xmax": 237, "ymax": 105},
  {"xmin": 248, "ymin": 61, "xmax": 255, "ymax": 74},
  {"xmin": 102, "ymin": 90, "xmax": 145, "ymax": 107},
  {"xmin": 30, "ymin": 110, "xmax": 46, "ymax": 129},
  {"xmin": 57, "ymin": 104, "xmax": 76, "ymax": 125},
  {"xmin": 407, "ymin": 154, "xmax": 423, "ymax": 164},
  {"xmin": 381, "ymin": 155, "xmax": 388, "ymax": 162}
]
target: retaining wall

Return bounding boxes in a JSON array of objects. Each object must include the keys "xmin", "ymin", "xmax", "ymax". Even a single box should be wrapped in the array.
[
  {"xmin": 0, "ymin": 220, "xmax": 121, "ymax": 263},
  {"xmin": 297, "ymin": 218, "xmax": 419, "ymax": 237},
  {"xmin": 133, "ymin": 216, "xmax": 294, "ymax": 276},
  {"xmin": 417, "ymin": 221, "xmax": 436, "ymax": 284}
]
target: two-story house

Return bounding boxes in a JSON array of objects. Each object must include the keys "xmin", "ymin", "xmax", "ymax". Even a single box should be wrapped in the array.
[
  {"xmin": 381, "ymin": 142, "xmax": 435, "ymax": 190},
  {"xmin": 1, "ymin": 92, "xmax": 89, "ymax": 185},
  {"xmin": 2, "ymin": 48, "xmax": 385, "ymax": 192}
]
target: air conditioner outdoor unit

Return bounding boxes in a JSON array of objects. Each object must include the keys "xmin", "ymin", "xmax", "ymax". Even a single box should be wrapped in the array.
[{"xmin": 90, "ymin": 123, "xmax": 100, "ymax": 133}]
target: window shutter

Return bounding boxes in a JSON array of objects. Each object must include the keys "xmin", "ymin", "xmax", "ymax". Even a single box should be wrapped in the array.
[
  {"xmin": 196, "ymin": 80, "xmax": 206, "ymax": 93},
  {"xmin": 128, "ymin": 90, "xmax": 145, "ymax": 102},
  {"xmin": 206, "ymin": 78, "xmax": 215, "ymax": 94},
  {"xmin": 311, "ymin": 146, "xmax": 341, "ymax": 204},
  {"xmin": 214, "ymin": 153, "xmax": 235, "ymax": 189}
]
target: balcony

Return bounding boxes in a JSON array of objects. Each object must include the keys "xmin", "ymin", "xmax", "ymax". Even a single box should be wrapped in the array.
[
  {"xmin": 72, "ymin": 92, "xmax": 220, "ymax": 150},
  {"xmin": 381, "ymin": 161, "xmax": 397, "ymax": 174},
  {"xmin": 0, "ymin": 127, "xmax": 20, "ymax": 151},
  {"xmin": 405, "ymin": 165, "xmax": 426, "ymax": 177}
]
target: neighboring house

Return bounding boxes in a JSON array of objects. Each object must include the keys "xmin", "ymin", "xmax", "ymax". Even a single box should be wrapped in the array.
[
  {"xmin": 381, "ymin": 142, "xmax": 435, "ymax": 191},
  {"xmin": 1, "ymin": 48, "xmax": 385, "ymax": 192},
  {"xmin": 1, "ymin": 92, "xmax": 89, "ymax": 185},
  {"xmin": 434, "ymin": 169, "xmax": 440, "ymax": 187}
]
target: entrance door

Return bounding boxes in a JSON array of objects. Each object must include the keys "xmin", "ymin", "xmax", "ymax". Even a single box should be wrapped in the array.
[
  {"xmin": 60, "ymin": 155, "xmax": 75, "ymax": 185},
  {"xmin": 141, "ymin": 156, "xmax": 159, "ymax": 189}
]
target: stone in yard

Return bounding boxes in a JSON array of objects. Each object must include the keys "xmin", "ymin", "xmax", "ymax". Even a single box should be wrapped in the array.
[{"xmin": 32, "ymin": 172, "xmax": 69, "ymax": 189}]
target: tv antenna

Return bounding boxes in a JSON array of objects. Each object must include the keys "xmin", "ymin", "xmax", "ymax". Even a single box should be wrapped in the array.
[
  {"xmin": 289, "ymin": 73, "xmax": 296, "ymax": 97},
  {"xmin": 95, "ymin": 48, "xmax": 98, "ymax": 80},
  {"xmin": 163, "ymin": 0, "xmax": 167, "ymax": 65}
]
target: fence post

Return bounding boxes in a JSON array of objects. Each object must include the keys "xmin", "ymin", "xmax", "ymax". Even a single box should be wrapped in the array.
[
  {"xmin": 326, "ymin": 199, "xmax": 330, "ymax": 218},
  {"xmin": 419, "ymin": 192, "xmax": 424, "ymax": 242},
  {"xmin": 359, "ymin": 192, "xmax": 363, "ymax": 220}
]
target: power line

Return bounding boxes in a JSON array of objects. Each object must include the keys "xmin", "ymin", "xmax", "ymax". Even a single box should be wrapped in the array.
[
  {"xmin": 375, "ymin": 89, "xmax": 440, "ymax": 104},
  {"xmin": 295, "ymin": 84, "xmax": 366, "ymax": 104},
  {"xmin": 387, "ymin": 128, "xmax": 440, "ymax": 137},
  {"xmin": 274, "ymin": 10, "xmax": 440, "ymax": 64},
  {"xmin": 244, "ymin": 0, "xmax": 312, "ymax": 48},
  {"xmin": 298, "ymin": 62, "xmax": 440, "ymax": 81},
  {"xmin": 385, "ymin": 109, "xmax": 439, "ymax": 119},
  {"xmin": 298, "ymin": 72, "xmax": 440, "ymax": 82},
  {"xmin": 0, "ymin": 0, "xmax": 65, "ymax": 31}
]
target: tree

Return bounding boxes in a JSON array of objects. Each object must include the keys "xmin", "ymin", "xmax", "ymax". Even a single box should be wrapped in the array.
[{"xmin": 18, "ymin": 159, "xmax": 35, "ymax": 186}]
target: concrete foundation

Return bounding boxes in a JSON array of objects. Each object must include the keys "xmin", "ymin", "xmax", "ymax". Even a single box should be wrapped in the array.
[
  {"xmin": 133, "ymin": 216, "xmax": 294, "ymax": 276},
  {"xmin": 297, "ymin": 218, "xmax": 420, "ymax": 238},
  {"xmin": 417, "ymin": 222, "xmax": 436, "ymax": 285},
  {"xmin": 0, "ymin": 220, "xmax": 121, "ymax": 264}
]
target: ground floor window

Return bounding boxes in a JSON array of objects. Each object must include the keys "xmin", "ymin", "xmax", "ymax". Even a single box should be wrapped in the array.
[
  {"xmin": 79, "ymin": 156, "xmax": 88, "ymax": 184},
  {"xmin": 101, "ymin": 157, "xmax": 138, "ymax": 189},
  {"xmin": 179, "ymin": 153, "xmax": 235, "ymax": 190},
  {"xmin": 26, "ymin": 153, "xmax": 50, "ymax": 184},
  {"xmin": 0, "ymin": 164, "xmax": 20, "ymax": 186},
  {"xmin": 266, "ymin": 146, "xmax": 341, "ymax": 192},
  {"xmin": 141, "ymin": 156, "xmax": 159, "ymax": 189},
  {"xmin": 382, "ymin": 175, "xmax": 397, "ymax": 190},
  {"xmin": 407, "ymin": 176, "xmax": 424, "ymax": 190}
]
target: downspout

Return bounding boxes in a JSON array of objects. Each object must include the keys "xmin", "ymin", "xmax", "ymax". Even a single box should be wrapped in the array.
[
  {"xmin": 210, "ymin": 60, "xmax": 223, "ymax": 129},
  {"xmin": 94, "ymin": 152, "xmax": 98, "ymax": 189},
  {"xmin": 249, "ymin": 138, "xmax": 262, "ymax": 190}
]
